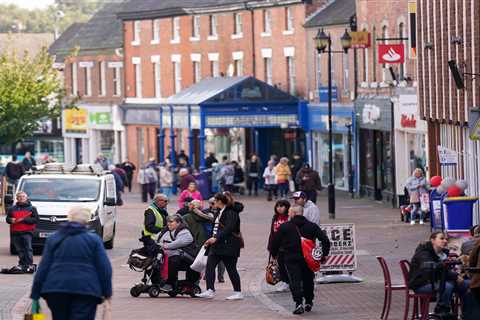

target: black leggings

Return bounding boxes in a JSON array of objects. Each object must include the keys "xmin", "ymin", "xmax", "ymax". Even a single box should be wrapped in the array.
[{"xmin": 205, "ymin": 254, "xmax": 241, "ymax": 292}]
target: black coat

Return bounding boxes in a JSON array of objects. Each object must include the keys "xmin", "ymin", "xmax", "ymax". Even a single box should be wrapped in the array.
[
  {"xmin": 408, "ymin": 242, "xmax": 456, "ymax": 290},
  {"xmin": 211, "ymin": 202, "xmax": 243, "ymax": 257},
  {"xmin": 270, "ymin": 215, "xmax": 330, "ymax": 262}
]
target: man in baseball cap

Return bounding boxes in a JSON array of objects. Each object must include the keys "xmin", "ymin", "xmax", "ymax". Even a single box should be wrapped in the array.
[{"xmin": 292, "ymin": 191, "xmax": 320, "ymax": 226}]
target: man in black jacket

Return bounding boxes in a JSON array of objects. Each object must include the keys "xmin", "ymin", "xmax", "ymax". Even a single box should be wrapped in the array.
[
  {"xmin": 270, "ymin": 205, "xmax": 330, "ymax": 315},
  {"xmin": 6, "ymin": 191, "xmax": 38, "ymax": 273}
]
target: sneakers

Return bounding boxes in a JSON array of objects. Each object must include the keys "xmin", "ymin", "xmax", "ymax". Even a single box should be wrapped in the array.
[
  {"xmin": 225, "ymin": 291, "xmax": 244, "ymax": 300},
  {"xmin": 275, "ymin": 282, "xmax": 290, "ymax": 292},
  {"xmin": 160, "ymin": 284, "xmax": 173, "ymax": 292},
  {"xmin": 196, "ymin": 289, "xmax": 215, "ymax": 299},
  {"xmin": 419, "ymin": 220, "xmax": 425, "ymax": 225},
  {"xmin": 293, "ymin": 304, "xmax": 304, "ymax": 315},
  {"xmin": 305, "ymin": 302, "xmax": 313, "ymax": 312},
  {"xmin": 410, "ymin": 220, "xmax": 416, "ymax": 225}
]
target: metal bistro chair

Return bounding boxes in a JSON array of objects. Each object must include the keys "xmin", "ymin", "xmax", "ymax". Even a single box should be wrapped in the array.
[
  {"xmin": 377, "ymin": 256, "xmax": 407, "ymax": 320},
  {"xmin": 399, "ymin": 260, "xmax": 434, "ymax": 320}
]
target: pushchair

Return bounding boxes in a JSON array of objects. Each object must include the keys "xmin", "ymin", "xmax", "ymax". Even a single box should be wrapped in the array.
[{"xmin": 127, "ymin": 246, "xmax": 201, "ymax": 298}]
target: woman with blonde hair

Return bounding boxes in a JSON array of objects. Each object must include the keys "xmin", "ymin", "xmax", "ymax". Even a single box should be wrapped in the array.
[
  {"xmin": 275, "ymin": 157, "xmax": 292, "ymax": 198},
  {"xmin": 405, "ymin": 168, "xmax": 428, "ymax": 225},
  {"xmin": 31, "ymin": 206, "xmax": 112, "ymax": 320}
]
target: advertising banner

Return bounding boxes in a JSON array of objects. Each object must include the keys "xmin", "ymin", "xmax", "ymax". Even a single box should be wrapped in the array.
[
  {"xmin": 378, "ymin": 44, "xmax": 405, "ymax": 64},
  {"xmin": 437, "ymin": 146, "xmax": 458, "ymax": 166},
  {"xmin": 319, "ymin": 224, "xmax": 357, "ymax": 272},
  {"xmin": 64, "ymin": 108, "xmax": 88, "ymax": 137}
]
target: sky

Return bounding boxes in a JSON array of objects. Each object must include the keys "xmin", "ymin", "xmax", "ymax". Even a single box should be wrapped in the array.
[{"xmin": 0, "ymin": 0, "xmax": 55, "ymax": 9}]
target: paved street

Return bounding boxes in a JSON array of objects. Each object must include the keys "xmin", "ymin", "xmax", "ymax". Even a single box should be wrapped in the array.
[{"xmin": 0, "ymin": 191, "xmax": 430, "ymax": 320}]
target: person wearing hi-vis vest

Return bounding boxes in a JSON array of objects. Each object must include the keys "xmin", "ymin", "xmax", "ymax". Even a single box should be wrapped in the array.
[
  {"xmin": 6, "ymin": 191, "xmax": 39, "ymax": 273},
  {"xmin": 141, "ymin": 193, "xmax": 169, "ymax": 256}
]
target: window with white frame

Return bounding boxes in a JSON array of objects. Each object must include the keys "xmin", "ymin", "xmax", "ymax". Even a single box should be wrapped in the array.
[
  {"xmin": 210, "ymin": 60, "xmax": 219, "ymax": 77},
  {"xmin": 133, "ymin": 20, "xmax": 141, "ymax": 45},
  {"xmin": 285, "ymin": 7, "xmax": 294, "ymax": 32},
  {"xmin": 316, "ymin": 53, "xmax": 322, "ymax": 89},
  {"xmin": 71, "ymin": 62, "xmax": 78, "ymax": 96},
  {"xmin": 264, "ymin": 57, "xmax": 272, "ymax": 85},
  {"xmin": 233, "ymin": 13, "xmax": 243, "ymax": 36},
  {"xmin": 172, "ymin": 17, "xmax": 180, "ymax": 42},
  {"xmin": 234, "ymin": 59, "xmax": 243, "ymax": 76},
  {"xmin": 343, "ymin": 53, "xmax": 349, "ymax": 95},
  {"xmin": 193, "ymin": 61, "xmax": 201, "ymax": 83},
  {"xmin": 173, "ymin": 61, "xmax": 182, "ymax": 93},
  {"xmin": 209, "ymin": 15, "xmax": 218, "ymax": 38},
  {"xmin": 152, "ymin": 19, "xmax": 160, "ymax": 43},
  {"xmin": 262, "ymin": 10, "xmax": 271, "ymax": 35},
  {"xmin": 152, "ymin": 57, "xmax": 161, "ymax": 98},
  {"xmin": 287, "ymin": 57, "xmax": 296, "ymax": 95},
  {"xmin": 81, "ymin": 64, "xmax": 92, "ymax": 96},
  {"xmin": 192, "ymin": 16, "xmax": 200, "ymax": 39},
  {"xmin": 113, "ymin": 66, "xmax": 121, "ymax": 96},
  {"xmin": 99, "ymin": 61, "xmax": 106, "ymax": 96},
  {"xmin": 133, "ymin": 58, "xmax": 142, "ymax": 98}
]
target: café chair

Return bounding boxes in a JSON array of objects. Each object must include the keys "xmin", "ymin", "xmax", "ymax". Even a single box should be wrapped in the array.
[
  {"xmin": 377, "ymin": 256, "xmax": 406, "ymax": 320},
  {"xmin": 399, "ymin": 260, "xmax": 434, "ymax": 320}
]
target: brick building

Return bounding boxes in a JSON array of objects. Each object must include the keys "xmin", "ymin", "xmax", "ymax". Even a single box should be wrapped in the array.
[
  {"xmin": 417, "ymin": 0, "xmax": 480, "ymax": 198},
  {"xmin": 49, "ymin": 3, "xmax": 127, "ymax": 165},
  {"xmin": 354, "ymin": 0, "xmax": 425, "ymax": 205},
  {"xmin": 117, "ymin": 0, "xmax": 331, "ymax": 167}
]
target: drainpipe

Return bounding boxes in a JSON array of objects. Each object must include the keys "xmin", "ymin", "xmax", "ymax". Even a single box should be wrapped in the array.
[{"xmin": 246, "ymin": 3, "xmax": 256, "ymax": 77}]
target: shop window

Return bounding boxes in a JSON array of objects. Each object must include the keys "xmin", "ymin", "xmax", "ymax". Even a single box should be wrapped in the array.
[{"xmin": 100, "ymin": 131, "xmax": 115, "ymax": 161}]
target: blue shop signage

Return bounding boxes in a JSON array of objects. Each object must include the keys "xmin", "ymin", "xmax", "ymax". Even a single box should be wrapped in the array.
[
  {"xmin": 319, "ymin": 86, "xmax": 338, "ymax": 103},
  {"xmin": 307, "ymin": 104, "xmax": 354, "ymax": 134}
]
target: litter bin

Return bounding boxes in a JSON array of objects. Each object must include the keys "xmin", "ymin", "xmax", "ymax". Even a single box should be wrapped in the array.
[
  {"xmin": 442, "ymin": 196, "xmax": 479, "ymax": 232},
  {"xmin": 429, "ymin": 190, "xmax": 447, "ymax": 231}
]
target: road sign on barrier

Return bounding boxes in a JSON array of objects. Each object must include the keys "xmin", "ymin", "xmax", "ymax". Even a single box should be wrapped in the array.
[{"xmin": 320, "ymin": 224, "xmax": 357, "ymax": 272}]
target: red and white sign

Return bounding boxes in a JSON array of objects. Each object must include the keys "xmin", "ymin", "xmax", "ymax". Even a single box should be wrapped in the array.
[
  {"xmin": 378, "ymin": 44, "xmax": 405, "ymax": 64},
  {"xmin": 319, "ymin": 224, "xmax": 357, "ymax": 272}
]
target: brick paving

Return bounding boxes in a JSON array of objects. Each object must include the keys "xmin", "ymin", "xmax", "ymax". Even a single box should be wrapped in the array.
[{"xmin": 0, "ymin": 191, "xmax": 430, "ymax": 320}]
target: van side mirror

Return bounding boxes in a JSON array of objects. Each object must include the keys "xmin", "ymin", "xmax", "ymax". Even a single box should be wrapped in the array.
[{"xmin": 104, "ymin": 198, "xmax": 116, "ymax": 206}]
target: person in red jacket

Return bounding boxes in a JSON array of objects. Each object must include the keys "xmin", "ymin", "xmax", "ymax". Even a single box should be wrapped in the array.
[{"xmin": 6, "ymin": 191, "xmax": 39, "ymax": 273}]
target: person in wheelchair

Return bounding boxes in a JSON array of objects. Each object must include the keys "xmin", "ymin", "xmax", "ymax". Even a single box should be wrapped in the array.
[
  {"xmin": 158, "ymin": 214, "xmax": 200, "ymax": 292},
  {"xmin": 408, "ymin": 231, "xmax": 470, "ymax": 314}
]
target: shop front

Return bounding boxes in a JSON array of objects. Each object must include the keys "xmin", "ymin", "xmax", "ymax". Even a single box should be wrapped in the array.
[
  {"xmin": 393, "ymin": 93, "xmax": 427, "ymax": 205},
  {"xmin": 63, "ymin": 104, "xmax": 126, "ymax": 165},
  {"xmin": 307, "ymin": 104, "xmax": 357, "ymax": 192},
  {"xmin": 356, "ymin": 97, "xmax": 395, "ymax": 203}
]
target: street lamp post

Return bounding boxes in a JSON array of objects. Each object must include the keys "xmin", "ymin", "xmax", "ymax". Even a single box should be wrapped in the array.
[{"xmin": 315, "ymin": 28, "xmax": 352, "ymax": 219}]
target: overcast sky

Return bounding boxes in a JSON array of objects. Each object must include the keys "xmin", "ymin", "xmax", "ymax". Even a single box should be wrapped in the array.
[{"xmin": 0, "ymin": 0, "xmax": 55, "ymax": 9}]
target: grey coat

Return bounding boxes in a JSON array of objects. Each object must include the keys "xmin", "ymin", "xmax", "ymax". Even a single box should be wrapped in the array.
[{"xmin": 158, "ymin": 227, "xmax": 194, "ymax": 257}]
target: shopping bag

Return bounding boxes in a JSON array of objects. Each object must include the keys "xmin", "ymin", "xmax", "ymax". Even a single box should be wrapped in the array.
[
  {"xmin": 420, "ymin": 193, "xmax": 430, "ymax": 212},
  {"xmin": 190, "ymin": 245, "xmax": 208, "ymax": 273},
  {"xmin": 296, "ymin": 227, "xmax": 322, "ymax": 272},
  {"xmin": 265, "ymin": 256, "xmax": 280, "ymax": 285},
  {"xmin": 24, "ymin": 300, "xmax": 45, "ymax": 320},
  {"xmin": 289, "ymin": 180, "xmax": 295, "ymax": 193}
]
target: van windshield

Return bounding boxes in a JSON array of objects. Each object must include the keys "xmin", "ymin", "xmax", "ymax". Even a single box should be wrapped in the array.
[{"xmin": 20, "ymin": 178, "xmax": 101, "ymax": 202}]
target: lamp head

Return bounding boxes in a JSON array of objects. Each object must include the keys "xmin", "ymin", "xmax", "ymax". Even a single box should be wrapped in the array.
[
  {"xmin": 340, "ymin": 29, "xmax": 352, "ymax": 53},
  {"xmin": 315, "ymin": 29, "xmax": 329, "ymax": 53}
]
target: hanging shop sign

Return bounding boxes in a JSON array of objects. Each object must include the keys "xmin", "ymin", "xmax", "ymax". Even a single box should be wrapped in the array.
[
  {"xmin": 437, "ymin": 146, "xmax": 458, "ymax": 166},
  {"xmin": 395, "ymin": 95, "xmax": 426, "ymax": 133},
  {"xmin": 64, "ymin": 108, "xmax": 88, "ymax": 137},
  {"xmin": 351, "ymin": 31, "xmax": 371, "ymax": 49},
  {"xmin": 319, "ymin": 224, "xmax": 357, "ymax": 272},
  {"xmin": 378, "ymin": 44, "xmax": 405, "ymax": 64}
]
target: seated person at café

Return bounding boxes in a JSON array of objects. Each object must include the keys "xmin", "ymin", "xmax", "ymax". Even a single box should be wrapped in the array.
[
  {"xmin": 408, "ymin": 232, "xmax": 470, "ymax": 314},
  {"xmin": 462, "ymin": 225, "xmax": 480, "ymax": 256}
]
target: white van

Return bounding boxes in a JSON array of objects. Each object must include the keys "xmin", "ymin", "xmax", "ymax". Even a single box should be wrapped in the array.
[{"xmin": 12, "ymin": 163, "xmax": 117, "ymax": 253}]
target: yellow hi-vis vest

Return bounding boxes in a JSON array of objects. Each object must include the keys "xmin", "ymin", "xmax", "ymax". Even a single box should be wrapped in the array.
[{"xmin": 143, "ymin": 205, "xmax": 164, "ymax": 238}]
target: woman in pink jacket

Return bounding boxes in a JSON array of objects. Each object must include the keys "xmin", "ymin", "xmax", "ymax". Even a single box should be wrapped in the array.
[{"xmin": 178, "ymin": 182, "xmax": 203, "ymax": 209}]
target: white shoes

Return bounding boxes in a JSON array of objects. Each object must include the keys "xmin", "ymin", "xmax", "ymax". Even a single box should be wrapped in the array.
[
  {"xmin": 225, "ymin": 291, "xmax": 244, "ymax": 300},
  {"xmin": 196, "ymin": 289, "xmax": 215, "ymax": 299},
  {"xmin": 410, "ymin": 220, "xmax": 416, "ymax": 225},
  {"xmin": 275, "ymin": 282, "xmax": 290, "ymax": 292},
  {"xmin": 419, "ymin": 220, "xmax": 425, "ymax": 225}
]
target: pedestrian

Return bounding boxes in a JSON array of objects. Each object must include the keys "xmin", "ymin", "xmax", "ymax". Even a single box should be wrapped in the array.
[
  {"xmin": 178, "ymin": 150, "xmax": 190, "ymax": 166},
  {"xmin": 159, "ymin": 160, "xmax": 174, "ymax": 197},
  {"xmin": 270, "ymin": 205, "xmax": 330, "ymax": 315},
  {"xmin": 109, "ymin": 165, "xmax": 125, "ymax": 206},
  {"xmin": 205, "ymin": 152, "xmax": 218, "ymax": 169},
  {"xmin": 203, "ymin": 197, "xmax": 226, "ymax": 283},
  {"xmin": 196, "ymin": 192, "xmax": 244, "ymax": 300},
  {"xmin": 120, "ymin": 159, "xmax": 136, "ymax": 192},
  {"xmin": 30, "ymin": 207, "xmax": 112, "ymax": 320},
  {"xmin": 267, "ymin": 200, "xmax": 291, "ymax": 292},
  {"xmin": 158, "ymin": 214, "xmax": 200, "ymax": 292},
  {"xmin": 145, "ymin": 162, "xmax": 158, "ymax": 201},
  {"xmin": 295, "ymin": 164, "xmax": 322, "ymax": 203},
  {"xmin": 22, "ymin": 151, "xmax": 36, "ymax": 171},
  {"xmin": 6, "ymin": 191, "xmax": 38, "ymax": 273},
  {"xmin": 275, "ymin": 157, "xmax": 292, "ymax": 198},
  {"xmin": 183, "ymin": 200, "xmax": 213, "ymax": 248},
  {"xmin": 245, "ymin": 154, "xmax": 261, "ymax": 196},
  {"xmin": 178, "ymin": 168, "xmax": 196, "ymax": 192},
  {"xmin": 95, "ymin": 153, "xmax": 109, "ymax": 170},
  {"xmin": 270, "ymin": 154, "xmax": 279, "ymax": 166},
  {"xmin": 405, "ymin": 168, "xmax": 428, "ymax": 225},
  {"xmin": 232, "ymin": 161, "xmax": 245, "ymax": 192},
  {"xmin": 4, "ymin": 155, "xmax": 25, "ymax": 185},
  {"xmin": 290, "ymin": 153, "xmax": 303, "ymax": 190},
  {"xmin": 140, "ymin": 194, "xmax": 169, "ymax": 256},
  {"xmin": 292, "ymin": 191, "xmax": 320, "ymax": 226},
  {"xmin": 461, "ymin": 225, "xmax": 480, "ymax": 256},
  {"xmin": 137, "ymin": 166, "xmax": 148, "ymax": 203},
  {"xmin": 211, "ymin": 162, "xmax": 222, "ymax": 193},
  {"xmin": 178, "ymin": 181, "xmax": 203, "ymax": 209},
  {"xmin": 219, "ymin": 158, "xmax": 235, "ymax": 193},
  {"xmin": 263, "ymin": 160, "xmax": 278, "ymax": 201}
]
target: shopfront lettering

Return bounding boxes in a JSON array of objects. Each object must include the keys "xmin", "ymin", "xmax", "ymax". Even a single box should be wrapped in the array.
[
  {"xmin": 362, "ymin": 104, "xmax": 381, "ymax": 124},
  {"xmin": 400, "ymin": 114, "xmax": 416, "ymax": 128}
]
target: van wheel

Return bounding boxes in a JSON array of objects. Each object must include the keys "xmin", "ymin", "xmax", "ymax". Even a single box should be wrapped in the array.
[{"xmin": 104, "ymin": 225, "xmax": 115, "ymax": 250}]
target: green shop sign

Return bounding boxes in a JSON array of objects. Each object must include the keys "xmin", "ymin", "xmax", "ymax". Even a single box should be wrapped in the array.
[{"xmin": 89, "ymin": 112, "xmax": 112, "ymax": 125}]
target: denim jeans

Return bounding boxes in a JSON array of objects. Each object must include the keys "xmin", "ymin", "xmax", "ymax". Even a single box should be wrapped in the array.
[
  {"xmin": 415, "ymin": 279, "xmax": 470, "ymax": 309},
  {"xmin": 160, "ymin": 187, "xmax": 173, "ymax": 198},
  {"xmin": 11, "ymin": 232, "xmax": 33, "ymax": 267},
  {"xmin": 278, "ymin": 182, "xmax": 289, "ymax": 198},
  {"xmin": 409, "ymin": 203, "xmax": 423, "ymax": 221}
]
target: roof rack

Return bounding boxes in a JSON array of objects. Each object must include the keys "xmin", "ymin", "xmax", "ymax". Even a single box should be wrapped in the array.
[{"xmin": 29, "ymin": 163, "xmax": 109, "ymax": 176}]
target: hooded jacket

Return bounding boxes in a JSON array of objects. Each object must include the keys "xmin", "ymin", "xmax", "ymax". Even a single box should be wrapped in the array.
[
  {"xmin": 211, "ymin": 201, "xmax": 244, "ymax": 257},
  {"xmin": 183, "ymin": 211, "xmax": 210, "ymax": 247},
  {"xmin": 270, "ymin": 215, "xmax": 330, "ymax": 262},
  {"xmin": 6, "ymin": 201, "xmax": 39, "ymax": 234},
  {"xmin": 31, "ymin": 222, "xmax": 112, "ymax": 300}
]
